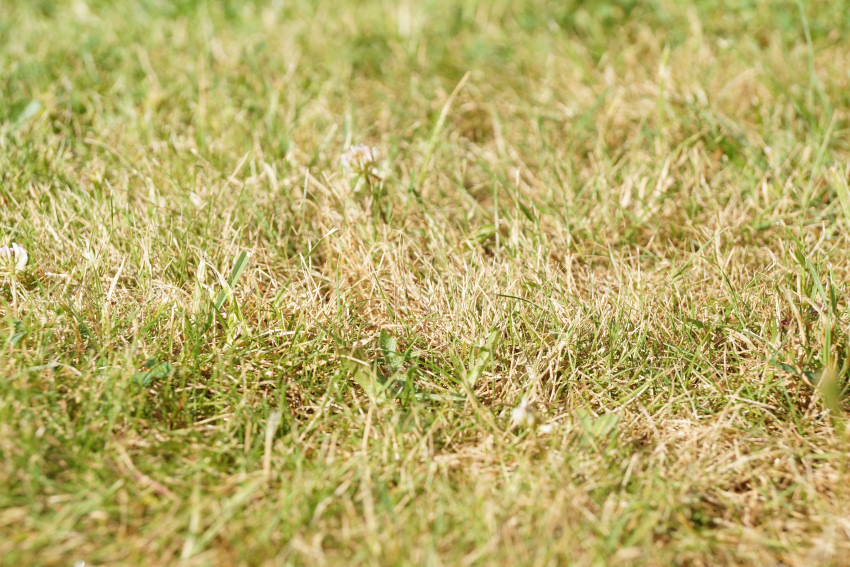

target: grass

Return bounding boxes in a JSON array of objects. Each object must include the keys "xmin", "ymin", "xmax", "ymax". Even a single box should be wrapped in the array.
[{"xmin": 2, "ymin": 0, "xmax": 850, "ymax": 564}]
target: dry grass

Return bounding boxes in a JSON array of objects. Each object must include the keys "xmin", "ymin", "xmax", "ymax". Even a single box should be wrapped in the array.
[{"xmin": 2, "ymin": 0, "xmax": 850, "ymax": 565}]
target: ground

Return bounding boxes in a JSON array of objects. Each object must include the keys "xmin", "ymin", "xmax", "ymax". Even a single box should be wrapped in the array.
[{"xmin": 2, "ymin": 1, "xmax": 850, "ymax": 565}]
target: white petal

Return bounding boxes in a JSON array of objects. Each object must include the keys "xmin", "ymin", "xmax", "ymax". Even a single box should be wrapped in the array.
[{"xmin": 11, "ymin": 243, "xmax": 28, "ymax": 271}]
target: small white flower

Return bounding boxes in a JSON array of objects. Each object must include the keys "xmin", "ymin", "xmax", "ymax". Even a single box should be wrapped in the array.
[
  {"xmin": 0, "ymin": 242, "xmax": 28, "ymax": 272},
  {"xmin": 511, "ymin": 400, "xmax": 540, "ymax": 428},
  {"xmin": 341, "ymin": 144, "xmax": 381, "ymax": 178}
]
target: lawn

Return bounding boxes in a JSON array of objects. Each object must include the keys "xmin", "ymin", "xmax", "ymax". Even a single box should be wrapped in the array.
[{"xmin": 2, "ymin": 0, "xmax": 850, "ymax": 565}]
